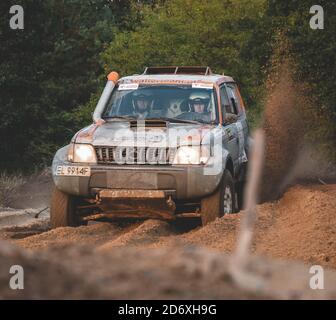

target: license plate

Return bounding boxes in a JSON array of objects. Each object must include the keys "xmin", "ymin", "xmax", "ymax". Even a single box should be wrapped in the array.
[{"xmin": 55, "ymin": 166, "xmax": 91, "ymax": 177}]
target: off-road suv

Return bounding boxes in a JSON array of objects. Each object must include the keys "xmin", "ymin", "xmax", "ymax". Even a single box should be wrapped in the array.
[{"xmin": 51, "ymin": 66, "xmax": 251, "ymax": 228}]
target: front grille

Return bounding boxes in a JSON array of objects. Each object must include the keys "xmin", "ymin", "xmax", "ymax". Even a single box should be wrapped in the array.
[{"xmin": 94, "ymin": 146, "xmax": 176, "ymax": 165}]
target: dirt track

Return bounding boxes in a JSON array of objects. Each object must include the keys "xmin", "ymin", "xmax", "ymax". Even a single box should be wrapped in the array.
[
  {"xmin": 2, "ymin": 184, "xmax": 334, "ymax": 268},
  {"xmin": 1, "ymin": 183, "xmax": 336, "ymax": 299}
]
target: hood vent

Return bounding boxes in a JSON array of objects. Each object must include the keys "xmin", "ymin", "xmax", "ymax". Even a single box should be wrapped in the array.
[{"xmin": 130, "ymin": 120, "xmax": 167, "ymax": 128}]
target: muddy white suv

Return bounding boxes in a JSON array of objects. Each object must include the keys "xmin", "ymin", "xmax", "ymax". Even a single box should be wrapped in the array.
[{"xmin": 51, "ymin": 66, "xmax": 251, "ymax": 228}]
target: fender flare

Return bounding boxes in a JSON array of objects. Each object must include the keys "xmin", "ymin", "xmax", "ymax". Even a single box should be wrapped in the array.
[
  {"xmin": 209, "ymin": 150, "xmax": 235, "ymax": 193},
  {"xmin": 51, "ymin": 145, "xmax": 70, "ymax": 180}
]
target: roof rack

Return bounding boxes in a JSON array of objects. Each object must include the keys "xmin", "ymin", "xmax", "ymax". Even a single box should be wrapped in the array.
[{"xmin": 143, "ymin": 66, "xmax": 213, "ymax": 76}]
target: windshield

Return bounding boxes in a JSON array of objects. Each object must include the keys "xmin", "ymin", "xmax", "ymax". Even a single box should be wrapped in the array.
[{"xmin": 102, "ymin": 84, "xmax": 218, "ymax": 123}]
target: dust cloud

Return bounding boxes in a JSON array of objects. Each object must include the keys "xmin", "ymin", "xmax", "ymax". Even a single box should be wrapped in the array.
[{"xmin": 260, "ymin": 59, "xmax": 334, "ymax": 201}]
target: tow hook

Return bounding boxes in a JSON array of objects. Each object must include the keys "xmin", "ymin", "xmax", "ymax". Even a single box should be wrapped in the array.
[
  {"xmin": 166, "ymin": 195, "xmax": 176, "ymax": 210},
  {"xmin": 96, "ymin": 193, "xmax": 102, "ymax": 205}
]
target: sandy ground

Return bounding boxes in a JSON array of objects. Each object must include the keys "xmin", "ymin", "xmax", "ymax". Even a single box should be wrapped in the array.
[{"xmin": 0, "ymin": 183, "xmax": 336, "ymax": 299}]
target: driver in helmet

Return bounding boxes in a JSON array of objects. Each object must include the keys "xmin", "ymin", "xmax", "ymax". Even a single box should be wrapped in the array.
[
  {"xmin": 132, "ymin": 91, "xmax": 152, "ymax": 119},
  {"xmin": 189, "ymin": 91, "xmax": 211, "ymax": 121}
]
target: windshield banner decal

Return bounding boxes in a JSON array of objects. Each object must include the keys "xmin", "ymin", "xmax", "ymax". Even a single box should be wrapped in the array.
[
  {"xmin": 118, "ymin": 83, "xmax": 139, "ymax": 91},
  {"xmin": 192, "ymin": 83, "xmax": 214, "ymax": 89}
]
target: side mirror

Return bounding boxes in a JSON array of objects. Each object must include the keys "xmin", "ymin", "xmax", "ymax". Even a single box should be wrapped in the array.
[{"xmin": 224, "ymin": 113, "xmax": 238, "ymax": 124}]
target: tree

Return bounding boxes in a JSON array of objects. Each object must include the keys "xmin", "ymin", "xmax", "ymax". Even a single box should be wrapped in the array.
[
  {"xmin": 102, "ymin": 0, "xmax": 268, "ymax": 108},
  {"xmin": 0, "ymin": 0, "xmax": 134, "ymax": 170}
]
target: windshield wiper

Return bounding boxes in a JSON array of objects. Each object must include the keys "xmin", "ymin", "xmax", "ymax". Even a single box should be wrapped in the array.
[
  {"xmin": 193, "ymin": 118, "xmax": 217, "ymax": 125},
  {"xmin": 146, "ymin": 117, "xmax": 200, "ymax": 124}
]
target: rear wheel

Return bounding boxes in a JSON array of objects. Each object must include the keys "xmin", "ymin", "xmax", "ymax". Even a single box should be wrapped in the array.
[
  {"xmin": 50, "ymin": 187, "xmax": 81, "ymax": 228},
  {"xmin": 236, "ymin": 163, "xmax": 247, "ymax": 211},
  {"xmin": 200, "ymin": 169, "xmax": 235, "ymax": 225}
]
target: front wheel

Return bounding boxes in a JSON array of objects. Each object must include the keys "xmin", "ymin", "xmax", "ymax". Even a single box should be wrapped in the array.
[
  {"xmin": 50, "ymin": 187, "xmax": 81, "ymax": 228},
  {"xmin": 200, "ymin": 169, "xmax": 235, "ymax": 225}
]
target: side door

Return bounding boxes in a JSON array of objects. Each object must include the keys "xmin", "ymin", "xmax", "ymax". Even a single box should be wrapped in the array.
[
  {"xmin": 225, "ymin": 83, "xmax": 248, "ymax": 167},
  {"xmin": 219, "ymin": 84, "xmax": 239, "ymax": 171}
]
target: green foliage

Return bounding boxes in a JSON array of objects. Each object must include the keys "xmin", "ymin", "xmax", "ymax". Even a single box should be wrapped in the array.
[
  {"xmin": 102, "ymin": 0, "xmax": 268, "ymax": 105},
  {"xmin": 0, "ymin": 0, "xmax": 134, "ymax": 170}
]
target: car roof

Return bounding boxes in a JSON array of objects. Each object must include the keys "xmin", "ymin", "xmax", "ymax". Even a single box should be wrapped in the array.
[{"xmin": 117, "ymin": 66, "xmax": 234, "ymax": 85}]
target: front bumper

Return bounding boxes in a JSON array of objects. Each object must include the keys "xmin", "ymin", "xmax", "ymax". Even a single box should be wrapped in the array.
[{"xmin": 52, "ymin": 146, "xmax": 222, "ymax": 200}]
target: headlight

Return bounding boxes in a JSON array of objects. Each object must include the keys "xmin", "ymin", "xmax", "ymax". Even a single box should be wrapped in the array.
[
  {"xmin": 68, "ymin": 144, "xmax": 97, "ymax": 163},
  {"xmin": 173, "ymin": 146, "xmax": 210, "ymax": 165}
]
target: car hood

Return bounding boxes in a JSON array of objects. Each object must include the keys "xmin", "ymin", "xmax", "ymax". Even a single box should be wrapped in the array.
[{"xmin": 74, "ymin": 121, "xmax": 219, "ymax": 147}]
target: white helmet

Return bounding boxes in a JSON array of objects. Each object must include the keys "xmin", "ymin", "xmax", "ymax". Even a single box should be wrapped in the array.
[{"xmin": 189, "ymin": 91, "xmax": 210, "ymax": 113}]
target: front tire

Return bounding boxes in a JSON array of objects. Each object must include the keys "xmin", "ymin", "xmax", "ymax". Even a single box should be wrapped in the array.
[
  {"xmin": 200, "ymin": 169, "xmax": 235, "ymax": 225},
  {"xmin": 50, "ymin": 187, "xmax": 80, "ymax": 228},
  {"xmin": 236, "ymin": 181, "xmax": 245, "ymax": 211}
]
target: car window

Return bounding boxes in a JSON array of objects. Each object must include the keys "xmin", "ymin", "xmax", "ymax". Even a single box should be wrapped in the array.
[
  {"xmin": 219, "ymin": 85, "xmax": 234, "ymax": 117},
  {"xmin": 102, "ymin": 84, "xmax": 219, "ymax": 123},
  {"xmin": 226, "ymin": 83, "xmax": 241, "ymax": 115}
]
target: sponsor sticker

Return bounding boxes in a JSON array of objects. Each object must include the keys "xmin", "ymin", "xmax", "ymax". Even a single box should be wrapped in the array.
[
  {"xmin": 192, "ymin": 82, "xmax": 214, "ymax": 89},
  {"xmin": 118, "ymin": 83, "xmax": 139, "ymax": 91}
]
